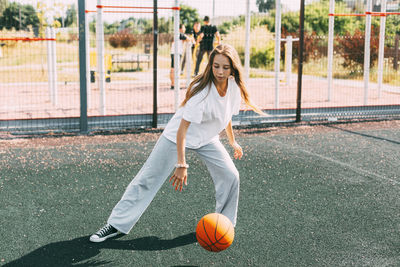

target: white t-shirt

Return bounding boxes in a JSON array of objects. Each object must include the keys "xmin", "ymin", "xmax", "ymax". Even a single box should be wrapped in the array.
[
  {"xmin": 163, "ymin": 77, "xmax": 241, "ymax": 149},
  {"xmin": 171, "ymin": 33, "xmax": 187, "ymax": 55}
]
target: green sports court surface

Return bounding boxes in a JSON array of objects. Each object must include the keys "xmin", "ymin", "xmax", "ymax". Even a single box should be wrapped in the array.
[{"xmin": 1, "ymin": 119, "xmax": 400, "ymax": 266}]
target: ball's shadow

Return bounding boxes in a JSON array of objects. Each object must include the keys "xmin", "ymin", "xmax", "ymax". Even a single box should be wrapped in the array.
[{"xmin": 4, "ymin": 232, "xmax": 197, "ymax": 266}]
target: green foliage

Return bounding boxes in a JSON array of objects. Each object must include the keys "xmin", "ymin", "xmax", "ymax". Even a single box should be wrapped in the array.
[
  {"xmin": 0, "ymin": 2, "xmax": 39, "ymax": 31},
  {"xmin": 89, "ymin": 19, "xmax": 96, "ymax": 33},
  {"xmin": 89, "ymin": 16, "xmax": 161, "ymax": 35},
  {"xmin": 255, "ymin": 0, "xmax": 378, "ymax": 37},
  {"xmin": 218, "ymin": 16, "xmax": 245, "ymax": 34},
  {"xmin": 237, "ymin": 41, "xmax": 275, "ymax": 68},
  {"xmin": 64, "ymin": 4, "xmax": 77, "ymax": 27},
  {"xmin": 250, "ymin": 43, "xmax": 275, "ymax": 68},
  {"xmin": 55, "ymin": 4, "xmax": 77, "ymax": 28},
  {"xmin": 257, "ymin": 9, "xmax": 299, "ymax": 33},
  {"xmin": 0, "ymin": 0, "xmax": 8, "ymax": 16},
  {"xmin": 179, "ymin": 4, "xmax": 200, "ymax": 31},
  {"xmin": 385, "ymin": 15, "xmax": 400, "ymax": 38},
  {"xmin": 256, "ymin": 0, "xmax": 275, "ymax": 12},
  {"xmin": 104, "ymin": 21, "xmax": 120, "ymax": 35},
  {"xmin": 158, "ymin": 17, "xmax": 172, "ymax": 34},
  {"xmin": 137, "ymin": 18, "xmax": 152, "ymax": 34}
]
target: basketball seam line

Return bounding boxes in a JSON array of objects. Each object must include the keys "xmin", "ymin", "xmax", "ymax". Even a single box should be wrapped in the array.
[
  {"xmin": 214, "ymin": 216, "xmax": 233, "ymax": 245},
  {"xmin": 202, "ymin": 218, "xmax": 219, "ymax": 251},
  {"xmin": 202, "ymin": 216, "xmax": 222, "ymax": 252}
]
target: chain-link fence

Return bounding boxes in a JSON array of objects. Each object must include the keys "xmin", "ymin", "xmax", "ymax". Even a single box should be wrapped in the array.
[{"xmin": 0, "ymin": 0, "xmax": 399, "ymax": 133}]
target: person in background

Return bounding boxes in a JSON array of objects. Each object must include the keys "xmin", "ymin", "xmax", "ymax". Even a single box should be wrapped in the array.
[
  {"xmin": 181, "ymin": 21, "xmax": 201, "ymax": 75},
  {"xmin": 194, "ymin": 16, "xmax": 221, "ymax": 76},
  {"xmin": 170, "ymin": 24, "xmax": 189, "ymax": 90}
]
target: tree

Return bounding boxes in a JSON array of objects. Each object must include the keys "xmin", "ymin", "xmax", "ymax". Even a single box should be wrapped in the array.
[
  {"xmin": 0, "ymin": 0, "xmax": 8, "ymax": 17},
  {"xmin": 55, "ymin": 4, "xmax": 77, "ymax": 27},
  {"xmin": 65, "ymin": 5, "xmax": 77, "ymax": 27},
  {"xmin": 179, "ymin": 4, "xmax": 200, "ymax": 31},
  {"xmin": 104, "ymin": 21, "xmax": 120, "ymax": 35},
  {"xmin": 0, "ymin": 2, "xmax": 39, "ymax": 30},
  {"xmin": 336, "ymin": 27, "xmax": 380, "ymax": 70},
  {"xmin": 256, "ymin": 0, "xmax": 275, "ymax": 13}
]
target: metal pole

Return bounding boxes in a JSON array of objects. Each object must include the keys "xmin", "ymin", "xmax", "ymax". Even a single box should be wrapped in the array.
[
  {"xmin": 285, "ymin": 36, "xmax": 292, "ymax": 85},
  {"xmin": 78, "ymin": 0, "xmax": 88, "ymax": 133},
  {"xmin": 85, "ymin": 5, "xmax": 91, "ymax": 108},
  {"xmin": 244, "ymin": 0, "xmax": 251, "ymax": 83},
  {"xmin": 296, "ymin": 0, "xmax": 305, "ymax": 122},
  {"xmin": 185, "ymin": 41, "xmax": 192, "ymax": 88},
  {"xmin": 97, "ymin": 0, "xmax": 106, "ymax": 115},
  {"xmin": 173, "ymin": 0, "xmax": 180, "ymax": 112},
  {"xmin": 152, "ymin": 0, "xmax": 158, "ymax": 128},
  {"xmin": 46, "ymin": 27, "xmax": 53, "ymax": 103},
  {"xmin": 274, "ymin": 0, "xmax": 281, "ymax": 109},
  {"xmin": 377, "ymin": 0, "xmax": 387, "ymax": 98},
  {"xmin": 212, "ymin": 0, "xmax": 216, "ymax": 24},
  {"xmin": 363, "ymin": 0, "xmax": 372, "ymax": 105},
  {"xmin": 51, "ymin": 28, "xmax": 58, "ymax": 105},
  {"xmin": 327, "ymin": 0, "xmax": 335, "ymax": 101}
]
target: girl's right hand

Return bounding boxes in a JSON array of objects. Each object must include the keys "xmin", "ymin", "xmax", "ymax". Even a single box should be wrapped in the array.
[{"xmin": 169, "ymin": 167, "xmax": 188, "ymax": 192}]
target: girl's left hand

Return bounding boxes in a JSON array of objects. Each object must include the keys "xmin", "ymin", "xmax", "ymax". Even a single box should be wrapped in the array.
[
  {"xmin": 231, "ymin": 142, "xmax": 243, "ymax": 159},
  {"xmin": 169, "ymin": 167, "xmax": 188, "ymax": 192}
]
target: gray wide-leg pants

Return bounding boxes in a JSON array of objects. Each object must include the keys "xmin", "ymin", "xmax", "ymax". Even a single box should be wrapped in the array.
[{"xmin": 107, "ymin": 136, "xmax": 239, "ymax": 234}]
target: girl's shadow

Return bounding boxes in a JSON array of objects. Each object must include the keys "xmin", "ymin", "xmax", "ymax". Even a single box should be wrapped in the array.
[{"xmin": 4, "ymin": 232, "xmax": 197, "ymax": 266}]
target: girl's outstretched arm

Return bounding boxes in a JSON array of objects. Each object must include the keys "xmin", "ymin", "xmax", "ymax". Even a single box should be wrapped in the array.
[
  {"xmin": 169, "ymin": 119, "xmax": 191, "ymax": 191},
  {"xmin": 225, "ymin": 120, "xmax": 243, "ymax": 160}
]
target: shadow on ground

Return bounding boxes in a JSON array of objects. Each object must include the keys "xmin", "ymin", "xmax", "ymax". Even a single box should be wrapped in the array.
[{"xmin": 4, "ymin": 232, "xmax": 197, "ymax": 266}]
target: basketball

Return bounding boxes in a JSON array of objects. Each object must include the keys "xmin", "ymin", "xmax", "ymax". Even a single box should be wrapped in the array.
[{"xmin": 196, "ymin": 213, "xmax": 234, "ymax": 252}]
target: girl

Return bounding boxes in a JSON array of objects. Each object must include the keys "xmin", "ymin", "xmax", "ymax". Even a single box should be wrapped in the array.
[{"xmin": 90, "ymin": 43, "xmax": 264, "ymax": 242}]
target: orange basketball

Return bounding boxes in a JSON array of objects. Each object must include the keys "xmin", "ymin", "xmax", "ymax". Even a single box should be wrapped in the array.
[{"xmin": 196, "ymin": 213, "xmax": 234, "ymax": 252}]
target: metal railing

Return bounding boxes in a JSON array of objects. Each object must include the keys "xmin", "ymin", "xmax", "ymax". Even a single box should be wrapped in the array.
[{"xmin": 0, "ymin": 0, "xmax": 399, "ymax": 134}]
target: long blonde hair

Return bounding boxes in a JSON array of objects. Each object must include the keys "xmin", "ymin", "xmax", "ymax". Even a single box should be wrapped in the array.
[{"xmin": 181, "ymin": 43, "xmax": 264, "ymax": 115}]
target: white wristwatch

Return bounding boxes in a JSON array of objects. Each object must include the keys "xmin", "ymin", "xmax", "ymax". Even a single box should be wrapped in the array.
[{"xmin": 175, "ymin": 163, "xmax": 189, "ymax": 169}]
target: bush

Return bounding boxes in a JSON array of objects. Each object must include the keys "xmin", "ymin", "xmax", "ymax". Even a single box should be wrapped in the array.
[
  {"xmin": 109, "ymin": 30, "xmax": 137, "ymax": 49},
  {"xmin": 336, "ymin": 26, "xmax": 379, "ymax": 70},
  {"xmin": 250, "ymin": 44, "xmax": 275, "ymax": 68},
  {"xmin": 237, "ymin": 41, "xmax": 275, "ymax": 69},
  {"xmin": 281, "ymin": 29, "xmax": 324, "ymax": 63}
]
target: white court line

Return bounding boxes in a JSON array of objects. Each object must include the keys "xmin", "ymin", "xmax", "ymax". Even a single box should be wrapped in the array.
[{"xmin": 260, "ymin": 136, "xmax": 399, "ymax": 186}]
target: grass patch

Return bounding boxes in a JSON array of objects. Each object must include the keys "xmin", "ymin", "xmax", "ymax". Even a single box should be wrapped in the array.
[
  {"xmin": 249, "ymin": 68, "xmax": 274, "ymax": 78},
  {"xmin": 301, "ymin": 56, "xmax": 400, "ymax": 85}
]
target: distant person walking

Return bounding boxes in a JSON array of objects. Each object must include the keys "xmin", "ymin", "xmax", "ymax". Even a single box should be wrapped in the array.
[
  {"xmin": 170, "ymin": 24, "xmax": 190, "ymax": 90},
  {"xmin": 181, "ymin": 21, "xmax": 201, "ymax": 75},
  {"xmin": 194, "ymin": 16, "xmax": 221, "ymax": 76}
]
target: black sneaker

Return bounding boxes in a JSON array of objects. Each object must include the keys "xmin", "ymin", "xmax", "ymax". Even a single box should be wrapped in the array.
[
  {"xmin": 170, "ymin": 85, "xmax": 174, "ymax": 90},
  {"xmin": 89, "ymin": 224, "xmax": 119, "ymax": 243}
]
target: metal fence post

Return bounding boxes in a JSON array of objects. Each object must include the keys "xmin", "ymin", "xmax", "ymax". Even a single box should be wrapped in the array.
[
  {"xmin": 152, "ymin": 0, "xmax": 158, "ymax": 128},
  {"xmin": 173, "ymin": 0, "xmax": 180, "ymax": 112},
  {"xmin": 377, "ymin": 0, "xmax": 387, "ymax": 98},
  {"xmin": 363, "ymin": 0, "xmax": 372, "ymax": 105},
  {"xmin": 274, "ymin": 0, "xmax": 281, "ymax": 109},
  {"xmin": 296, "ymin": 0, "xmax": 305, "ymax": 123},
  {"xmin": 327, "ymin": 0, "xmax": 335, "ymax": 102},
  {"xmin": 394, "ymin": 35, "xmax": 399, "ymax": 71},
  {"xmin": 78, "ymin": 0, "xmax": 88, "ymax": 133}
]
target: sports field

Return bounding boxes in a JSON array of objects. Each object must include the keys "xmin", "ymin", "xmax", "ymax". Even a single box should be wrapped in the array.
[{"xmin": 1, "ymin": 119, "xmax": 400, "ymax": 266}]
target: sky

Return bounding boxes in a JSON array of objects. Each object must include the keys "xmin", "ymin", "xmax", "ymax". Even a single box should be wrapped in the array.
[{"xmin": 14, "ymin": 0, "xmax": 302, "ymax": 22}]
